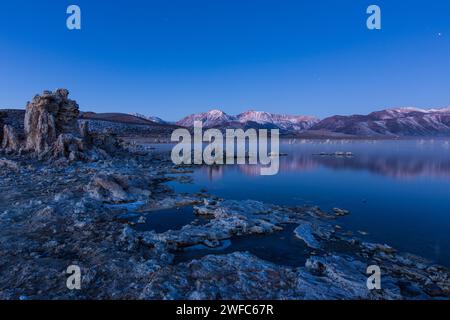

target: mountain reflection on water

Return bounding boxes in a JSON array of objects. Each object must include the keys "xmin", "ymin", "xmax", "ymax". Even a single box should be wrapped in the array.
[
  {"xmin": 199, "ymin": 139, "xmax": 450, "ymax": 180},
  {"xmin": 163, "ymin": 139, "xmax": 450, "ymax": 267}
]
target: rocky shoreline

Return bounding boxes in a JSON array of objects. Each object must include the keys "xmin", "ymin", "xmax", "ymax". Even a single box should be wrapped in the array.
[
  {"xmin": 1, "ymin": 149, "xmax": 449, "ymax": 299},
  {"xmin": 0, "ymin": 90, "xmax": 449, "ymax": 300}
]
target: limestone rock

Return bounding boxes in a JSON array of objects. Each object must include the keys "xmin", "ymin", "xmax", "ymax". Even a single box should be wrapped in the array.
[
  {"xmin": 2, "ymin": 125, "xmax": 21, "ymax": 152},
  {"xmin": 333, "ymin": 207, "xmax": 350, "ymax": 216},
  {"xmin": 88, "ymin": 173, "xmax": 129, "ymax": 202},
  {"xmin": 52, "ymin": 133, "xmax": 85, "ymax": 160},
  {"xmin": 7, "ymin": 88, "xmax": 113, "ymax": 161},
  {"xmin": 24, "ymin": 89, "xmax": 80, "ymax": 154},
  {"xmin": 0, "ymin": 158, "xmax": 19, "ymax": 171},
  {"xmin": 294, "ymin": 223, "xmax": 321, "ymax": 249},
  {"xmin": 79, "ymin": 121, "xmax": 92, "ymax": 144},
  {"xmin": 1, "ymin": 90, "xmax": 119, "ymax": 161}
]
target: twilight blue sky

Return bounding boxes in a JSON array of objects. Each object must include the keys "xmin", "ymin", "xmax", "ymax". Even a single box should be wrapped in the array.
[{"xmin": 1, "ymin": 0, "xmax": 450, "ymax": 121}]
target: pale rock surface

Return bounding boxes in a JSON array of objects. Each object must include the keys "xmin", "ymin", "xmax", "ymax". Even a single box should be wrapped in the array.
[
  {"xmin": 1, "ymin": 125, "xmax": 21, "ymax": 152},
  {"xmin": 24, "ymin": 89, "xmax": 80, "ymax": 154}
]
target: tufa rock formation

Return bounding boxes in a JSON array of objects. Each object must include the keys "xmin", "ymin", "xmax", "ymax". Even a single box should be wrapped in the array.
[
  {"xmin": 0, "ymin": 109, "xmax": 25, "ymax": 153},
  {"xmin": 2, "ymin": 125, "xmax": 21, "ymax": 152},
  {"xmin": 24, "ymin": 89, "xmax": 79, "ymax": 154},
  {"xmin": 1, "ymin": 89, "xmax": 112, "ymax": 161}
]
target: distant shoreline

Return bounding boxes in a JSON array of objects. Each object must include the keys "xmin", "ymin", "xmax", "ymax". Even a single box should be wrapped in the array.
[{"xmin": 3, "ymin": 108, "xmax": 450, "ymax": 142}]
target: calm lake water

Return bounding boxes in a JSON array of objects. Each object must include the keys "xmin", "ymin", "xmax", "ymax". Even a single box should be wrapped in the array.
[{"xmin": 158, "ymin": 139, "xmax": 450, "ymax": 267}]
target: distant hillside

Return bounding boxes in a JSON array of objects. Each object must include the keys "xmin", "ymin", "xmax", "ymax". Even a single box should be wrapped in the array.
[
  {"xmin": 0, "ymin": 109, "xmax": 179, "ymax": 141},
  {"xmin": 79, "ymin": 112, "xmax": 180, "ymax": 140},
  {"xmin": 130, "ymin": 113, "xmax": 169, "ymax": 125},
  {"xmin": 79, "ymin": 112, "xmax": 165, "ymax": 126}
]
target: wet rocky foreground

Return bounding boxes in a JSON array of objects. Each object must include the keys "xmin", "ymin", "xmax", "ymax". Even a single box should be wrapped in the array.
[
  {"xmin": 0, "ymin": 90, "xmax": 449, "ymax": 300},
  {"xmin": 1, "ymin": 148, "xmax": 449, "ymax": 299}
]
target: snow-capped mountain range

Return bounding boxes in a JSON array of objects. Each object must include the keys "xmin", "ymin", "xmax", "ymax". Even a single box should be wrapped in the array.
[
  {"xmin": 132, "ymin": 106, "xmax": 450, "ymax": 137},
  {"xmin": 177, "ymin": 109, "xmax": 235, "ymax": 128},
  {"xmin": 176, "ymin": 109, "xmax": 319, "ymax": 133},
  {"xmin": 311, "ymin": 107, "xmax": 450, "ymax": 136}
]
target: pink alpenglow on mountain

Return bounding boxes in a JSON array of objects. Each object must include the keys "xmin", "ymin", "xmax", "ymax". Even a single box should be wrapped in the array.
[
  {"xmin": 176, "ymin": 109, "xmax": 319, "ymax": 133},
  {"xmin": 177, "ymin": 109, "xmax": 236, "ymax": 128},
  {"xmin": 236, "ymin": 110, "xmax": 319, "ymax": 132}
]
